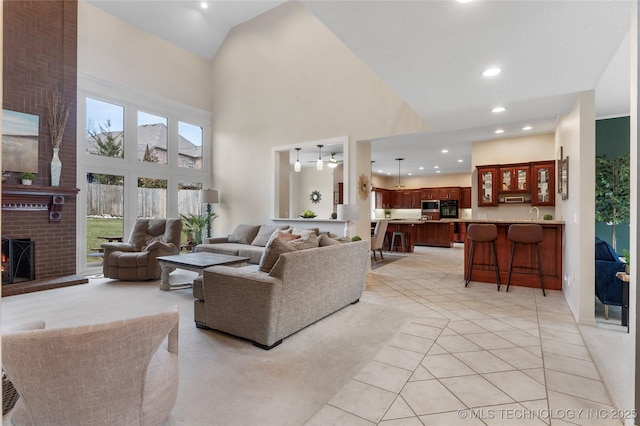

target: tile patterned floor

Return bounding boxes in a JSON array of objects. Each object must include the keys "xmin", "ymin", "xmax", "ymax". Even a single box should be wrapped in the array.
[{"xmin": 306, "ymin": 245, "xmax": 622, "ymax": 426}]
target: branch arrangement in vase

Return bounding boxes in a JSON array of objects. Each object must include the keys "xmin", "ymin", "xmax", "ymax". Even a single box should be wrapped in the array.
[{"xmin": 46, "ymin": 90, "xmax": 70, "ymax": 149}]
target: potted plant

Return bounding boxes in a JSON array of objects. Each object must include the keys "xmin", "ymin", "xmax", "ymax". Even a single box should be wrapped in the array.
[
  {"xmin": 299, "ymin": 209, "xmax": 316, "ymax": 219},
  {"xmin": 622, "ymin": 249, "xmax": 630, "ymax": 274},
  {"xmin": 19, "ymin": 172, "xmax": 35, "ymax": 185},
  {"xmin": 595, "ymin": 153, "xmax": 630, "ymax": 251},
  {"xmin": 180, "ymin": 212, "xmax": 217, "ymax": 245}
]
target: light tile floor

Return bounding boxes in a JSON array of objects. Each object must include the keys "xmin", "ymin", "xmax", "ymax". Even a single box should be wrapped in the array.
[{"xmin": 306, "ymin": 244, "xmax": 623, "ymax": 426}]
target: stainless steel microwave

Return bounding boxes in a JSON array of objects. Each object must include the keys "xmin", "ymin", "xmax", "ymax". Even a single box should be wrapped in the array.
[{"xmin": 421, "ymin": 200, "xmax": 440, "ymax": 212}]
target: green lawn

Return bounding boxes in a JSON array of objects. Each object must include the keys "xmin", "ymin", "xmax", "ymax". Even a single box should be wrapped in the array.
[{"xmin": 86, "ymin": 217, "xmax": 123, "ymax": 263}]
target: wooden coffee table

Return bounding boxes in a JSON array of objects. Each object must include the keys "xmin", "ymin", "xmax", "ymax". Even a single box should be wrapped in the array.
[{"xmin": 156, "ymin": 252, "xmax": 250, "ymax": 291}]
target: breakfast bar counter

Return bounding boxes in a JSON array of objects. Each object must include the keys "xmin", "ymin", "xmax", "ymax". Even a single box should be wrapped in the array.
[{"xmin": 451, "ymin": 219, "xmax": 564, "ymax": 290}]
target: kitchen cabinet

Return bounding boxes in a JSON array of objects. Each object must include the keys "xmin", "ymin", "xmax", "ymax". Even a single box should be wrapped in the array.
[
  {"xmin": 375, "ymin": 188, "xmax": 391, "ymax": 209},
  {"xmin": 390, "ymin": 191, "xmax": 403, "ymax": 208},
  {"xmin": 438, "ymin": 187, "xmax": 461, "ymax": 200},
  {"xmin": 461, "ymin": 187, "xmax": 472, "ymax": 209},
  {"xmin": 421, "ymin": 188, "xmax": 439, "ymax": 200},
  {"xmin": 531, "ymin": 161, "xmax": 555, "ymax": 206},
  {"xmin": 499, "ymin": 164, "xmax": 530, "ymax": 193},
  {"xmin": 477, "ymin": 167, "xmax": 498, "ymax": 207},
  {"xmin": 413, "ymin": 222, "xmax": 453, "ymax": 248},
  {"xmin": 402, "ymin": 190, "xmax": 421, "ymax": 208}
]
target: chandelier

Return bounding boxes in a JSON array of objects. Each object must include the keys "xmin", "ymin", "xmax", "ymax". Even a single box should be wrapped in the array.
[{"xmin": 395, "ymin": 158, "xmax": 405, "ymax": 191}]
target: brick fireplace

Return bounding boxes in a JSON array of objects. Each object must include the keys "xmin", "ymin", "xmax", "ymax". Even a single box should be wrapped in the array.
[{"xmin": 2, "ymin": 0, "xmax": 87, "ymax": 296}]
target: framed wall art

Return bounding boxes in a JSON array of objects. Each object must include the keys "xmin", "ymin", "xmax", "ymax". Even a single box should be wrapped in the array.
[
  {"xmin": 556, "ymin": 146, "xmax": 563, "ymax": 194},
  {"xmin": 2, "ymin": 109, "xmax": 39, "ymax": 173},
  {"xmin": 561, "ymin": 156, "xmax": 569, "ymax": 200}
]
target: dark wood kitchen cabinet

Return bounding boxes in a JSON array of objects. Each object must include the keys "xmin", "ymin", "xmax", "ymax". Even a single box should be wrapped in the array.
[{"xmin": 461, "ymin": 187, "xmax": 472, "ymax": 208}]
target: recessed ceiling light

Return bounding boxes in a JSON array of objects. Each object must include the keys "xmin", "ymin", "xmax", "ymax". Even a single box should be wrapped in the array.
[
  {"xmin": 491, "ymin": 106, "xmax": 507, "ymax": 113},
  {"xmin": 200, "ymin": 2, "xmax": 208, "ymax": 9},
  {"xmin": 483, "ymin": 67, "xmax": 501, "ymax": 77},
  {"xmin": 441, "ymin": 149, "xmax": 448, "ymax": 153},
  {"xmin": 378, "ymin": 170, "xmax": 382, "ymax": 173},
  {"xmin": 457, "ymin": 159, "xmax": 464, "ymax": 163},
  {"xmin": 434, "ymin": 166, "xmax": 439, "ymax": 169},
  {"xmin": 386, "ymin": 172, "xmax": 391, "ymax": 175},
  {"xmin": 408, "ymin": 173, "xmax": 413, "ymax": 176},
  {"xmin": 495, "ymin": 129, "xmax": 505, "ymax": 134},
  {"xmin": 436, "ymin": 170, "xmax": 441, "ymax": 173},
  {"xmin": 523, "ymin": 126, "xmax": 533, "ymax": 131},
  {"xmin": 419, "ymin": 166, "xmax": 424, "ymax": 170},
  {"xmin": 457, "ymin": 0, "xmax": 473, "ymax": 3}
]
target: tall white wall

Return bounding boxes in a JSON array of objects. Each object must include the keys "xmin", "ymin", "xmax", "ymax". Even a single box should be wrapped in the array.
[
  {"xmin": 77, "ymin": 1, "xmax": 213, "ymax": 112},
  {"xmin": 210, "ymin": 2, "xmax": 429, "ymax": 235},
  {"xmin": 555, "ymin": 91, "xmax": 596, "ymax": 324},
  {"xmin": 291, "ymin": 166, "xmax": 335, "ymax": 220}
]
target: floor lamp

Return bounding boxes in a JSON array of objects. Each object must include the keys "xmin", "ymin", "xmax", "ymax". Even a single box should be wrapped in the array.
[
  {"xmin": 201, "ymin": 189, "xmax": 219, "ymax": 238},
  {"xmin": 337, "ymin": 204, "xmax": 359, "ymax": 238}
]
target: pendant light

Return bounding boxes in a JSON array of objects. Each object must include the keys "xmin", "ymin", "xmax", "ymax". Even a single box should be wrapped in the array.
[
  {"xmin": 328, "ymin": 153, "xmax": 338, "ymax": 168},
  {"xmin": 316, "ymin": 144, "xmax": 324, "ymax": 171},
  {"xmin": 294, "ymin": 147, "xmax": 301, "ymax": 172},
  {"xmin": 395, "ymin": 158, "xmax": 405, "ymax": 191}
]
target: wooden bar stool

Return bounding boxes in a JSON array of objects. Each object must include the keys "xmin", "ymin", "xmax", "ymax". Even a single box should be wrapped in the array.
[
  {"xmin": 390, "ymin": 231, "xmax": 407, "ymax": 253},
  {"xmin": 465, "ymin": 224, "xmax": 500, "ymax": 290},
  {"xmin": 506, "ymin": 224, "xmax": 546, "ymax": 296}
]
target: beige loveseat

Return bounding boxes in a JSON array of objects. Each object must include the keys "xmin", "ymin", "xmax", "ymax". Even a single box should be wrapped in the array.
[{"xmin": 193, "ymin": 239, "xmax": 369, "ymax": 349}]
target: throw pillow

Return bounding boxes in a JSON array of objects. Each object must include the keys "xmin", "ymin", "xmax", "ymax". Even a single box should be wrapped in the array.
[
  {"xmin": 250, "ymin": 225, "xmax": 288, "ymax": 247},
  {"xmin": 228, "ymin": 224, "xmax": 261, "ymax": 245},
  {"xmin": 277, "ymin": 231, "xmax": 301, "ymax": 242},
  {"xmin": 291, "ymin": 227, "xmax": 319, "ymax": 238},
  {"xmin": 258, "ymin": 238, "xmax": 298, "ymax": 273},
  {"xmin": 288, "ymin": 234, "xmax": 320, "ymax": 250},
  {"xmin": 318, "ymin": 234, "xmax": 341, "ymax": 246}
]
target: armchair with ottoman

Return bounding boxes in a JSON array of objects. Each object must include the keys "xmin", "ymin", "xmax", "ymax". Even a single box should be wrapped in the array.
[
  {"xmin": 102, "ymin": 218, "xmax": 183, "ymax": 281},
  {"xmin": 193, "ymin": 233, "xmax": 369, "ymax": 349}
]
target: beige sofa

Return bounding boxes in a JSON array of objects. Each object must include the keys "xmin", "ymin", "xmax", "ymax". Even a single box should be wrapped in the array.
[
  {"xmin": 193, "ymin": 239, "xmax": 369, "ymax": 349},
  {"xmin": 195, "ymin": 224, "xmax": 296, "ymax": 264}
]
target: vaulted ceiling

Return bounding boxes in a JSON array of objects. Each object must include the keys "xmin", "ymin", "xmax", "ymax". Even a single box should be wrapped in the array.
[{"xmin": 88, "ymin": 0, "xmax": 632, "ymax": 177}]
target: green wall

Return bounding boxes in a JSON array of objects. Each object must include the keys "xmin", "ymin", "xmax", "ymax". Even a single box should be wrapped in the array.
[{"xmin": 595, "ymin": 116, "xmax": 630, "ymax": 253}]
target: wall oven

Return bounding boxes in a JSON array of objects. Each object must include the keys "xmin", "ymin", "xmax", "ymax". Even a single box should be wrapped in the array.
[
  {"xmin": 440, "ymin": 200, "xmax": 458, "ymax": 219},
  {"xmin": 421, "ymin": 200, "xmax": 440, "ymax": 212}
]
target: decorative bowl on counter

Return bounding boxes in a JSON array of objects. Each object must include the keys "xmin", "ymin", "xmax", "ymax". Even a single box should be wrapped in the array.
[{"xmin": 299, "ymin": 209, "xmax": 316, "ymax": 219}]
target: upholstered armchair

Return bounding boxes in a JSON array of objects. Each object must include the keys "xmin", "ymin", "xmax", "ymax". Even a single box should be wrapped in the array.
[
  {"xmin": 595, "ymin": 237, "xmax": 626, "ymax": 319},
  {"xmin": 371, "ymin": 220, "xmax": 389, "ymax": 262},
  {"xmin": 102, "ymin": 218, "xmax": 182, "ymax": 280},
  {"xmin": 2, "ymin": 310, "xmax": 179, "ymax": 426}
]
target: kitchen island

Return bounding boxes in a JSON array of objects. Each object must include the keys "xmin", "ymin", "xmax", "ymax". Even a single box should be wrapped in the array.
[
  {"xmin": 449, "ymin": 219, "xmax": 564, "ymax": 290},
  {"xmin": 379, "ymin": 220, "xmax": 454, "ymax": 251}
]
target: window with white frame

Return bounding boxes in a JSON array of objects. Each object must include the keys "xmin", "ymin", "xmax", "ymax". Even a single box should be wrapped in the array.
[{"xmin": 78, "ymin": 83, "xmax": 211, "ymax": 272}]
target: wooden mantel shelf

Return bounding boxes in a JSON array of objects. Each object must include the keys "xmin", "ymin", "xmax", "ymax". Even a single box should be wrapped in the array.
[{"xmin": 1, "ymin": 184, "xmax": 80, "ymax": 221}]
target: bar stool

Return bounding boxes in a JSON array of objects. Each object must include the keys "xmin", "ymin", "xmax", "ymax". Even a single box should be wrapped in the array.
[
  {"xmin": 465, "ymin": 224, "xmax": 500, "ymax": 290},
  {"xmin": 390, "ymin": 231, "xmax": 407, "ymax": 253},
  {"xmin": 506, "ymin": 224, "xmax": 546, "ymax": 296}
]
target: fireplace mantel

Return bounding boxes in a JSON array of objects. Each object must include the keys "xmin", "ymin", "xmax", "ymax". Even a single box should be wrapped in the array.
[{"xmin": 1, "ymin": 184, "xmax": 79, "ymax": 221}]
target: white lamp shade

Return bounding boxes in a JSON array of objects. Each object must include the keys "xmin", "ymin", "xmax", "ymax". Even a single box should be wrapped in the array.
[
  {"xmin": 294, "ymin": 160, "xmax": 301, "ymax": 172},
  {"xmin": 201, "ymin": 189, "xmax": 219, "ymax": 204},
  {"xmin": 316, "ymin": 158, "xmax": 323, "ymax": 171},
  {"xmin": 337, "ymin": 204, "xmax": 358, "ymax": 221}
]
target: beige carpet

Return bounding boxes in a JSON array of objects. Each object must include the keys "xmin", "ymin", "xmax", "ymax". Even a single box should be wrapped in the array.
[{"xmin": 1, "ymin": 270, "xmax": 413, "ymax": 426}]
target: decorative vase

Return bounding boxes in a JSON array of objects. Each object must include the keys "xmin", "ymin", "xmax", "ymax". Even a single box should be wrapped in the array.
[{"xmin": 51, "ymin": 147, "xmax": 61, "ymax": 186}]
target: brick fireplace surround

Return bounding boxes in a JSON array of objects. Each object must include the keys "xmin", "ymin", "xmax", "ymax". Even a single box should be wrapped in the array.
[{"xmin": 2, "ymin": 0, "xmax": 88, "ymax": 296}]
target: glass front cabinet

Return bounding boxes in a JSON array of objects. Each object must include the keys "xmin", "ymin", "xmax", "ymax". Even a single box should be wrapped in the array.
[
  {"xmin": 477, "ymin": 167, "xmax": 498, "ymax": 206},
  {"xmin": 531, "ymin": 161, "xmax": 555, "ymax": 206},
  {"xmin": 500, "ymin": 165, "xmax": 530, "ymax": 192}
]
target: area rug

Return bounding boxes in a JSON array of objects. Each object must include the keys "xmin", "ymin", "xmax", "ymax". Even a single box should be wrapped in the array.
[
  {"xmin": 1, "ymin": 270, "xmax": 413, "ymax": 426},
  {"xmin": 371, "ymin": 253, "xmax": 407, "ymax": 270}
]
